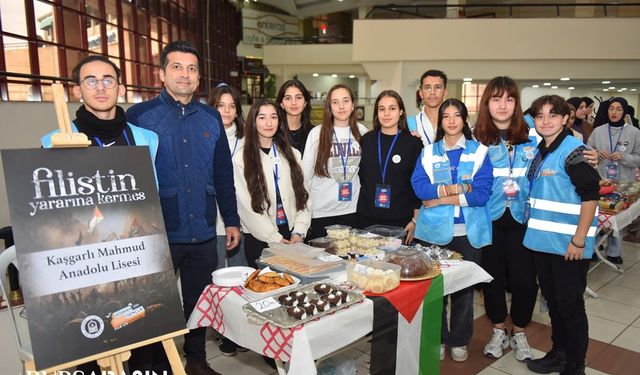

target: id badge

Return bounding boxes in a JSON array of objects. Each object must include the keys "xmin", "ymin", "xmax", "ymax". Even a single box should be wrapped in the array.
[
  {"xmin": 275, "ymin": 202, "xmax": 288, "ymax": 225},
  {"xmin": 523, "ymin": 201, "xmax": 531, "ymax": 224},
  {"xmin": 338, "ymin": 181, "xmax": 352, "ymax": 201},
  {"xmin": 433, "ymin": 161, "xmax": 451, "ymax": 184},
  {"xmin": 375, "ymin": 184, "xmax": 391, "ymax": 208},
  {"xmin": 503, "ymin": 178, "xmax": 520, "ymax": 201},
  {"xmin": 606, "ymin": 162, "xmax": 619, "ymax": 180}
]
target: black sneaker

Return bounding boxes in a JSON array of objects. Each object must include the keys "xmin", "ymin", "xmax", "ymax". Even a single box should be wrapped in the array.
[
  {"xmin": 236, "ymin": 345, "xmax": 249, "ymax": 352},
  {"xmin": 526, "ymin": 348, "xmax": 566, "ymax": 374},
  {"xmin": 219, "ymin": 337, "xmax": 237, "ymax": 357},
  {"xmin": 560, "ymin": 363, "xmax": 586, "ymax": 375},
  {"xmin": 607, "ymin": 256, "xmax": 623, "ymax": 265}
]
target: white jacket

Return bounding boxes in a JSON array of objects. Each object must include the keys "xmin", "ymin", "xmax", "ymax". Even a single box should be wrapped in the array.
[
  {"xmin": 216, "ymin": 124, "xmax": 244, "ymax": 236},
  {"xmin": 233, "ymin": 144, "xmax": 312, "ymax": 243}
]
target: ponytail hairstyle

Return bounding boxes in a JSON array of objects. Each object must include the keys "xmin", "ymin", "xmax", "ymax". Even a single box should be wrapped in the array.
[
  {"xmin": 208, "ymin": 83, "xmax": 245, "ymax": 139},
  {"xmin": 243, "ymin": 98, "xmax": 308, "ymax": 213},
  {"xmin": 473, "ymin": 76, "xmax": 528, "ymax": 146},
  {"xmin": 314, "ymin": 84, "xmax": 362, "ymax": 178}
]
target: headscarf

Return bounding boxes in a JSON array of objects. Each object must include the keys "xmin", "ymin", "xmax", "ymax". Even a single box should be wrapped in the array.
[{"xmin": 608, "ymin": 97, "xmax": 629, "ymax": 127}]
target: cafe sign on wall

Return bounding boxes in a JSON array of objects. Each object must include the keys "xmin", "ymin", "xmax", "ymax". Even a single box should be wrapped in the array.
[{"xmin": 242, "ymin": 8, "xmax": 300, "ymax": 45}]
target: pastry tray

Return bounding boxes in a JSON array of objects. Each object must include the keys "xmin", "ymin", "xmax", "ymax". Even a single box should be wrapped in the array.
[{"xmin": 242, "ymin": 282, "xmax": 366, "ymax": 328}]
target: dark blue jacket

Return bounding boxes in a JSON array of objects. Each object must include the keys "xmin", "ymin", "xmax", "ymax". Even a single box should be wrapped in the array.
[{"xmin": 126, "ymin": 89, "xmax": 240, "ymax": 244}]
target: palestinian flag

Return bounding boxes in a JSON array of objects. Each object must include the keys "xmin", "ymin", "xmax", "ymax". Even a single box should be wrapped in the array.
[
  {"xmin": 367, "ymin": 275, "xmax": 444, "ymax": 375},
  {"xmin": 87, "ymin": 206, "xmax": 104, "ymax": 234}
]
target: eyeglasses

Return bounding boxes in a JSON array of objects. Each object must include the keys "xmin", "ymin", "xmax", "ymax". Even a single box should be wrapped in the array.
[
  {"xmin": 421, "ymin": 84, "xmax": 444, "ymax": 93},
  {"xmin": 80, "ymin": 76, "xmax": 118, "ymax": 90}
]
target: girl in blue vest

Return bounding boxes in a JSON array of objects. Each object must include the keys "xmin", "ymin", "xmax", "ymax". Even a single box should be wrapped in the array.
[
  {"xmin": 472, "ymin": 76, "xmax": 538, "ymax": 361},
  {"xmin": 411, "ymin": 98, "xmax": 493, "ymax": 362},
  {"xmin": 524, "ymin": 95, "xmax": 599, "ymax": 375}
]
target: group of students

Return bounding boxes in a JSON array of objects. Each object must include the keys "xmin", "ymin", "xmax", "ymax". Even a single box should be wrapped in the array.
[
  {"xmin": 43, "ymin": 37, "xmax": 637, "ymax": 375},
  {"xmin": 211, "ymin": 69, "xmax": 640, "ymax": 375}
]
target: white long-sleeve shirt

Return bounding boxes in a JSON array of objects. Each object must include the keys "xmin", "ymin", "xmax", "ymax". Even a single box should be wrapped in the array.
[{"xmin": 302, "ymin": 124, "xmax": 369, "ymax": 218}]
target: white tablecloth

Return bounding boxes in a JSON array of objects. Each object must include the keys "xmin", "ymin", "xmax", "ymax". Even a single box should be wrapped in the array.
[
  {"xmin": 598, "ymin": 198, "xmax": 640, "ymax": 237},
  {"xmin": 187, "ymin": 260, "xmax": 491, "ymax": 375}
]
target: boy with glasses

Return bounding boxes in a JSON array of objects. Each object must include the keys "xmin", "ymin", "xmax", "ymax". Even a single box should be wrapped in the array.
[{"xmin": 42, "ymin": 55, "xmax": 158, "ymax": 156}]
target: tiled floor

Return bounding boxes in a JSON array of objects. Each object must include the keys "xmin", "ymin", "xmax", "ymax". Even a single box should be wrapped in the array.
[{"xmin": 2, "ymin": 241, "xmax": 640, "ymax": 374}]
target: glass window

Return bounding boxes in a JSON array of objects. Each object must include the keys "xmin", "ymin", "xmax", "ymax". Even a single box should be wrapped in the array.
[
  {"xmin": 123, "ymin": 30, "xmax": 135, "ymax": 60},
  {"xmin": 124, "ymin": 60, "xmax": 137, "ymax": 86},
  {"xmin": 0, "ymin": 0, "xmax": 28, "ymax": 36},
  {"xmin": 137, "ymin": 11, "xmax": 148, "ymax": 34},
  {"xmin": 105, "ymin": 0, "xmax": 118, "ymax": 25},
  {"xmin": 85, "ymin": 0, "xmax": 101, "ymax": 19},
  {"xmin": 60, "ymin": 0, "xmax": 81, "ymax": 11},
  {"xmin": 3, "ymin": 35, "xmax": 30, "ymax": 74},
  {"xmin": 37, "ymin": 43, "xmax": 60, "ymax": 78},
  {"xmin": 138, "ymin": 36, "xmax": 149, "ymax": 64},
  {"xmin": 160, "ymin": 21, "xmax": 170, "ymax": 43},
  {"xmin": 106, "ymin": 23, "xmax": 120, "ymax": 57},
  {"xmin": 122, "ymin": 2, "xmax": 134, "ymax": 30},
  {"xmin": 65, "ymin": 48, "xmax": 85, "ymax": 79},
  {"xmin": 8, "ymin": 79, "xmax": 36, "ymax": 101},
  {"xmin": 150, "ymin": 16, "xmax": 159, "ymax": 40},
  {"xmin": 63, "ymin": 9, "xmax": 84, "ymax": 49},
  {"xmin": 34, "ymin": 1, "xmax": 57, "ymax": 43},
  {"xmin": 87, "ymin": 16, "xmax": 103, "ymax": 53}
]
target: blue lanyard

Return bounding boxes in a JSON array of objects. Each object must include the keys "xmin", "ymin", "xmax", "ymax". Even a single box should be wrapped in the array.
[
  {"xmin": 378, "ymin": 130, "xmax": 400, "ymax": 185},
  {"xmin": 272, "ymin": 144, "xmax": 279, "ymax": 189},
  {"xmin": 94, "ymin": 129, "xmax": 130, "ymax": 147},
  {"xmin": 231, "ymin": 137, "xmax": 239, "ymax": 157},
  {"xmin": 419, "ymin": 112, "xmax": 432, "ymax": 145},
  {"xmin": 608, "ymin": 125, "xmax": 624, "ymax": 153},
  {"xmin": 333, "ymin": 130, "xmax": 351, "ymax": 181}
]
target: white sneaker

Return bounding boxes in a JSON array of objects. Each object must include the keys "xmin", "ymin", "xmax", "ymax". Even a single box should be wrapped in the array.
[
  {"xmin": 451, "ymin": 346, "xmax": 468, "ymax": 362},
  {"xmin": 483, "ymin": 328, "xmax": 509, "ymax": 359},
  {"xmin": 510, "ymin": 332, "xmax": 533, "ymax": 361},
  {"xmin": 440, "ymin": 344, "xmax": 445, "ymax": 361}
]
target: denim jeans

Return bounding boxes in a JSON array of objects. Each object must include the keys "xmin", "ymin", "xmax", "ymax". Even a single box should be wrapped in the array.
[{"xmin": 171, "ymin": 237, "xmax": 218, "ymax": 360}]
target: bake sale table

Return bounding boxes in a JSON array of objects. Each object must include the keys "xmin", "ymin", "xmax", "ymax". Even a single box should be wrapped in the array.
[{"xmin": 187, "ymin": 260, "xmax": 491, "ymax": 375}]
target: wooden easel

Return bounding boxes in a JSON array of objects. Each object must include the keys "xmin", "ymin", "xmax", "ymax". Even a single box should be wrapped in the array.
[
  {"xmin": 50, "ymin": 83, "xmax": 91, "ymax": 147},
  {"xmin": 26, "ymin": 83, "xmax": 189, "ymax": 374}
]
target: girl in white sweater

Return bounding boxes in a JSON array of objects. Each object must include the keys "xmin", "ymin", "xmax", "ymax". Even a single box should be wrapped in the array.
[{"xmin": 233, "ymin": 99, "xmax": 311, "ymax": 267}]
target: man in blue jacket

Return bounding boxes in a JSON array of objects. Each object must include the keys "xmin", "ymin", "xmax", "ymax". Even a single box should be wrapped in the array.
[{"xmin": 127, "ymin": 41, "xmax": 240, "ymax": 375}]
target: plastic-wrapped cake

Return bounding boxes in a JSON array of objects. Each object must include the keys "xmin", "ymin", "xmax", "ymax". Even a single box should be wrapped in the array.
[{"xmin": 385, "ymin": 248, "xmax": 434, "ymax": 278}]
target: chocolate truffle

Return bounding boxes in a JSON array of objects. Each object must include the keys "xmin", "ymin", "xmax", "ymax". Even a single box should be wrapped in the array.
[
  {"xmin": 278, "ymin": 295, "xmax": 295, "ymax": 307},
  {"xmin": 314, "ymin": 299, "xmax": 329, "ymax": 312},
  {"xmin": 287, "ymin": 306, "xmax": 306, "ymax": 320},
  {"xmin": 301, "ymin": 302, "xmax": 316, "ymax": 316},
  {"xmin": 314, "ymin": 283, "xmax": 332, "ymax": 294}
]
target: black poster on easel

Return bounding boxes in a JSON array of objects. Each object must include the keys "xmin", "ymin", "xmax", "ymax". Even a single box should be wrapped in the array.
[{"xmin": 2, "ymin": 146, "xmax": 185, "ymax": 369}]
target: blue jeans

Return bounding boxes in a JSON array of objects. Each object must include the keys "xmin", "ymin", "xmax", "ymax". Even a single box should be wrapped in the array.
[{"xmin": 171, "ymin": 237, "xmax": 218, "ymax": 360}]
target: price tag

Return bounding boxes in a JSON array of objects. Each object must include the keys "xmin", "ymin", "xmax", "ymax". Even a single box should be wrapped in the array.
[
  {"xmin": 317, "ymin": 254, "xmax": 342, "ymax": 262},
  {"xmin": 353, "ymin": 264, "xmax": 372, "ymax": 274},
  {"xmin": 249, "ymin": 297, "xmax": 280, "ymax": 313}
]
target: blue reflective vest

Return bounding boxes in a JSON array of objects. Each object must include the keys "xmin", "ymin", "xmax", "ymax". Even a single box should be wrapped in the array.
[
  {"xmin": 41, "ymin": 122, "xmax": 159, "ymax": 163},
  {"xmin": 415, "ymin": 139, "xmax": 492, "ymax": 248},
  {"xmin": 487, "ymin": 137, "xmax": 537, "ymax": 223},
  {"xmin": 523, "ymin": 136, "xmax": 598, "ymax": 257}
]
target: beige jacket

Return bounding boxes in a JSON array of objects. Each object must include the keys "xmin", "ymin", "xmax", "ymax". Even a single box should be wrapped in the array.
[{"xmin": 233, "ymin": 144, "xmax": 312, "ymax": 243}]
